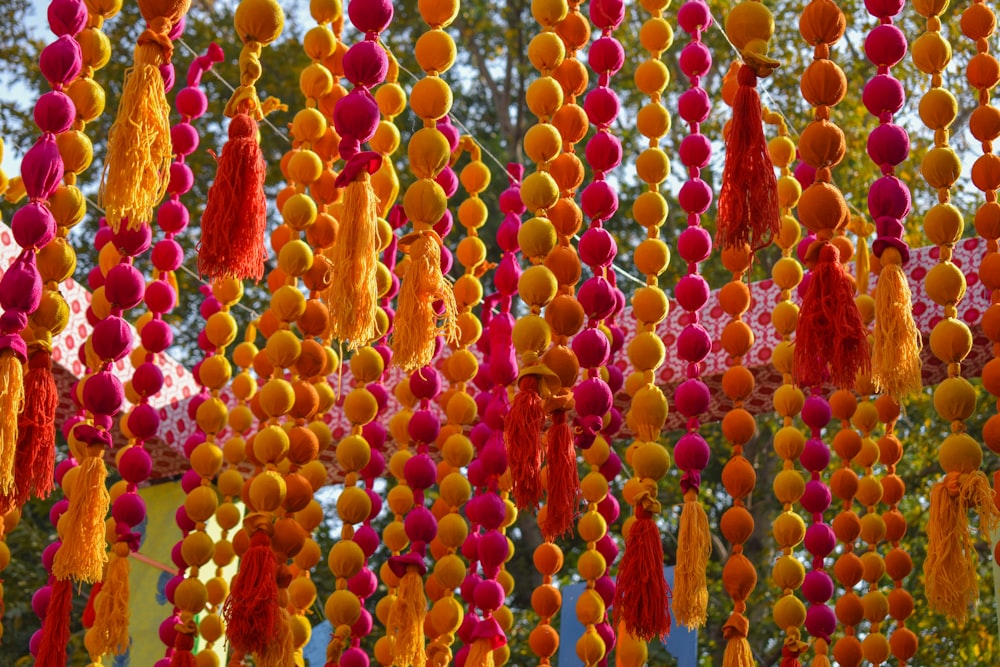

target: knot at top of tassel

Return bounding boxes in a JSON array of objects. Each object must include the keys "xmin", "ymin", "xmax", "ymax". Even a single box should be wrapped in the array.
[
  {"xmin": 335, "ymin": 151, "xmax": 383, "ymax": 187},
  {"xmin": 388, "ymin": 552, "xmax": 427, "ymax": 578},
  {"xmin": 228, "ymin": 113, "xmax": 257, "ymax": 140},
  {"xmin": 722, "ymin": 612, "xmax": 750, "ymax": 639},
  {"xmin": 634, "ymin": 490, "xmax": 662, "ymax": 519},
  {"xmin": 740, "ymin": 50, "xmax": 780, "ymax": 78},
  {"xmin": 137, "ymin": 22, "xmax": 174, "ymax": 63}
]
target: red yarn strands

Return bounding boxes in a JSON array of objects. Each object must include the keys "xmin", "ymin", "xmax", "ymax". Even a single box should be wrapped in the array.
[{"xmin": 613, "ymin": 499, "xmax": 670, "ymax": 642}]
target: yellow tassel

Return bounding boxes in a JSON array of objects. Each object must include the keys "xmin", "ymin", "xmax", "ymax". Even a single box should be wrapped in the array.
[
  {"xmin": 89, "ymin": 543, "xmax": 131, "ymax": 655},
  {"xmin": 388, "ymin": 569, "xmax": 427, "ymax": 667},
  {"xmin": 466, "ymin": 638, "xmax": 496, "ymax": 667},
  {"xmin": 673, "ymin": 491, "xmax": 711, "ymax": 629},
  {"xmin": 871, "ymin": 253, "xmax": 922, "ymax": 398},
  {"xmin": 326, "ymin": 172, "xmax": 381, "ymax": 349},
  {"xmin": 925, "ymin": 471, "xmax": 1000, "ymax": 621},
  {"xmin": 100, "ymin": 42, "xmax": 173, "ymax": 232},
  {"xmin": 723, "ymin": 636, "xmax": 754, "ymax": 666},
  {"xmin": 0, "ymin": 351, "xmax": 24, "ymax": 497},
  {"xmin": 391, "ymin": 233, "xmax": 458, "ymax": 372},
  {"xmin": 255, "ymin": 608, "xmax": 294, "ymax": 667},
  {"xmin": 52, "ymin": 454, "xmax": 109, "ymax": 583},
  {"xmin": 810, "ymin": 639, "xmax": 831, "ymax": 667}
]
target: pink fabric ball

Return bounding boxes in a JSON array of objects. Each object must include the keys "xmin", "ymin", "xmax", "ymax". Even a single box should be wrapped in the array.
[
  {"xmin": 674, "ymin": 379, "xmax": 711, "ymax": 418},
  {"xmin": 348, "ymin": 0, "xmax": 393, "ymax": 33},
  {"xmin": 11, "ymin": 202, "xmax": 57, "ymax": 249},
  {"xmin": 804, "ymin": 522, "xmax": 836, "ymax": 558},
  {"xmin": 598, "ymin": 493, "xmax": 620, "ymax": 523},
  {"xmin": 575, "ymin": 377, "xmax": 613, "ymax": 417},
  {"xmin": 800, "ymin": 438, "xmax": 831, "ymax": 473},
  {"xmin": 83, "ymin": 371, "xmax": 124, "ymax": 416},
  {"xmin": 348, "ymin": 567, "xmax": 378, "ymax": 598},
  {"xmin": 865, "ymin": 24, "xmax": 907, "ymax": 68},
  {"xmin": 21, "ymin": 135, "xmax": 64, "ymax": 200},
  {"xmin": 39, "ymin": 35, "xmax": 82, "ymax": 87},
  {"xmin": 168, "ymin": 161, "xmax": 194, "ymax": 196},
  {"xmin": 175, "ymin": 505, "xmax": 195, "ymax": 532},
  {"xmin": 477, "ymin": 529, "xmax": 509, "ymax": 569},
  {"xmin": 152, "ymin": 238, "xmax": 184, "ymax": 271},
  {"xmin": 435, "ymin": 166, "xmax": 458, "ymax": 199},
  {"xmin": 577, "ymin": 276, "xmax": 617, "ymax": 321},
  {"xmin": 678, "ymin": 225, "xmax": 712, "ymax": 263},
  {"xmin": 0, "ymin": 257, "xmax": 42, "ymax": 315},
  {"xmin": 590, "ymin": 0, "xmax": 625, "ymax": 29},
  {"xmin": 584, "ymin": 86, "xmax": 620, "ymax": 128},
  {"xmin": 366, "ymin": 487, "xmax": 383, "ymax": 519},
  {"xmin": 677, "ymin": 323, "xmax": 711, "ymax": 363},
  {"xmin": 675, "ymin": 274, "xmax": 709, "ymax": 311},
  {"xmin": 47, "ymin": 0, "xmax": 88, "ymax": 37},
  {"xmin": 866, "ymin": 124, "xmax": 909, "ymax": 169},
  {"xmin": 801, "ymin": 395, "xmax": 832, "ymax": 429},
  {"xmin": 354, "ymin": 525, "xmax": 379, "ymax": 558},
  {"xmin": 407, "ymin": 409, "xmax": 440, "ymax": 445},
  {"xmin": 674, "ymin": 431, "xmax": 710, "ymax": 471},
  {"xmin": 493, "ymin": 253, "xmax": 521, "ymax": 296},
  {"xmin": 145, "ymin": 280, "xmax": 176, "ymax": 314},
  {"xmin": 864, "ymin": 0, "xmax": 904, "ymax": 19},
  {"xmin": 862, "ymin": 74, "xmax": 904, "ymax": 116},
  {"xmin": 588, "ymin": 36, "xmax": 625, "ymax": 77},
  {"xmin": 113, "ymin": 222, "xmax": 152, "ymax": 256},
  {"xmin": 572, "ymin": 327, "xmax": 611, "ymax": 368},
  {"xmin": 141, "ymin": 319, "xmax": 173, "ymax": 353},
  {"xmin": 677, "ymin": 1, "xmax": 712, "ymax": 33},
  {"xmin": 34, "ymin": 90, "xmax": 75, "ymax": 135},
  {"xmin": 403, "ymin": 452, "xmax": 436, "ymax": 490},
  {"xmin": 678, "ymin": 87, "xmax": 710, "ymax": 123},
  {"xmin": 112, "ymin": 491, "xmax": 147, "ymax": 528},
  {"xmin": 679, "ymin": 133, "xmax": 711, "ymax": 169},
  {"xmin": 49, "ymin": 498, "xmax": 69, "ymax": 527},
  {"xmin": 362, "ymin": 419, "xmax": 387, "ymax": 450},
  {"xmin": 404, "ymin": 505, "xmax": 437, "ymax": 544},
  {"xmin": 350, "ymin": 608, "xmax": 373, "ymax": 638},
  {"xmin": 157, "ymin": 199, "xmax": 190, "ymax": 233},
  {"xmin": 128, "ymin": 402, "xmax": 161, "ymax": 440},
  {"xmin": 340, "ymin": 647, "xmax": 369, "ymax": 667},
  {"xmin": 92, "ymin": 316, "xmax": 133, "ymax": 362},
  {"xmin": 105, "ymin": 263, "xmax": 146, "ymax": 309},
  {"xmin": 119, "ymin": 445, "xmax": 153, "ymax": 484},
  {"xmin": 578, "ymin": 227, "xmax": 617, "ymax": 268},
  {"xmin": 805, "ymin": 602, "xmax": 837, "ymax": 642},
  {"xmin": 678, "ymin": 177, "xmax": 713, "ymax": 216},
  {"xmin": 800, "ymin": 479, "xmax": 832, "ymax": 514},
  {"xmin": 343, "ymin": 41, "xmax": 389, "ymax": 88},
  {"xmin": 679, "ymin": 41, "xmax": 712, "ymax": 78},
  {"xmin": 473, "ymin": 578, "xmax": 505, "ymax": 613},
  {"xmin": 170, "ymin": 122, "xmax": 199, "ymax": 156},
  {"xmin": 802, "ymin": 570, "xmax": 834, "ymax": 604},
  {"xmin": 334, "ymin": 89, "xmax": 380, "ymax": 144},
  {"xmin": 479, "ymin": 440, "xmax": 507, "ymax": 477},
  {"xmin": 469, "ymin": 492, "xmax": 506, "ymax": 530},
  {"xmin": 175, "ymin": 86, "xmax": 208, "ymax": 119},
  {"xmin": 867, "ymin": 175, "xmax": 910, "ymax": 220}
]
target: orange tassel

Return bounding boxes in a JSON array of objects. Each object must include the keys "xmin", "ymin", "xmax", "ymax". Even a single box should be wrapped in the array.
[
  {"xmin": 924, "ymin": 470, "xmax": 1000, "ymax": 621},
  {"xmin": 0, "ymin": 350, "xmax": 24, "ymax": 503},
  {"xmin": 100, "ymin": 41, "xmax": 174, "ymax": 232},
  {"xmin": 198, "ymin": 113, "xmax": 268, "ymax": 281},
  {"xmin": 716, "ymin": 64, "xmax": 780, "ymax": 252},
  {"xmin": 465, "ymin": 638, "xmax": 496, "ymax": 667},
  {"xmin": 504, "ymin": 375, "xmax": 545, "ymax": 510},
  {"xmin": 795, "ymin": 242, "xmax": 870, "ymax": 390},
  {"xmin": 387, "ymin": 567, "xmax": 427, "ymax": 667},
  {"xmin": 673, "ymin": 490, "xmax": 711, "ymax": 629},
  {"xmin": 613, "ymin": 499, "xmax": 670, "ymax": 641},
  {"xmin": 871, "ymin": 251, "xmax": 922, "ymax": 398},
  {"xmin": 52, "ymin": 454, "xmax": 109, "ymax": 583},
  {"xmin": 721, "ymin": 612, "xmax": 754, "ymax": 667},
  {"xmin": 541, "ymin": 410, "xmax": 578, "ymax": 541},
  {"xmin": 255, "ymin": 608, "xmax": 295, "ymax": 667},
  {"xmin": 36, "ymin": 578, "xmax": 72, "ymax": 667},
  {"xmin": 1, "ymin": 349, "xmax": 57, "ymax": 513},
  {"xmin": 223, "ymin": 529, "xmax": 279, "ymax": 656},
  {"xmin": 89, "ymin": 543, "xmax": 131, "ymax": 655},
  {"xmin": 326, "ymin": 152, "xmax": 383, "ymax": 349},
  {"xmin": 170, "ymin": 650, "xmax": 197, "ymax": 667},
  {"xmin": 391, "ymin": 232, "xmax": 458, "ymax": 372}
]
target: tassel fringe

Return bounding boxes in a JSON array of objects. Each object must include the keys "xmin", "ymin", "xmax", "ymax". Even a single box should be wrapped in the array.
[
  {"xmin": 613, "ymin": 505, "xmax": 670, "ymax": 641},
  {"xmin": 36, "ymin": 578, "xmax": 72, "ymax": 667},
  {"xmin": 52, "ymin": 455, "xmax": 109, "ymax": 584},
  {"xmin": 924, "ymin": 471, "xmax": 1000, "ymax": 622},
  {"xmin": 872, "ymin": 260, "xmax": 922, "ymax": 398},
  {"xmin": 505, "ymin": 375, "xmax": 545, "ymax": 510},
  {"xmin": 2, "ymin": 350, "xmax": 57, "ymax": 513},
  {"xmin": 466, "ymin": 637, "xmax": 496, "ymax": 667},
  {"xmin": 223, "ymin": 530, "xmax": 279, "ymax": 656},
  {"xmin": 673, "ymin": 495, "xmax": 711, "ymax": 629},
  {"xmin": 100, "ymin": 43, "xmax": 173, "ymax": 232},
  {"xmin": 255, "ymin": 608, "xmax": 295, "ymax": 667},
  {"xmin": 0, "ymin": 351, "xmax": 24, "ymax": 500},
  {"xmin": 388, "ymin": 569, "xmax": 427, "ymax": 667},
  {"xmin": 541, "ymin": 411, "xmax": 579, "ymax": 541},
  {"xmin": 89, "ymin": 545, "xmax": 131, "ymax": 655}
]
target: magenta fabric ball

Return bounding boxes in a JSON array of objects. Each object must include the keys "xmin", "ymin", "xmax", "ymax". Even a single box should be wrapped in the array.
[
  {"xmin": 596, "ymin": 533, "xmax": 618, "ymax": 563},
  {"xmin": 158, "ymin": 615, "xmax": 179, "ymax": 647},
  {"xmin": 597, "ymin": 492, "xmax": 620, "ymax": 523},
  {"xmin": 867, "ymin": 175, "xmax": 910, "ymax": 219},
  {"xmin": 678, "ymin": 87, "xmax": 711, "ymax": 124},
  {"xmin": 404, "ymin": 505, "xmax": 438, "ymax": 544},
  {"xmin": 575, "ymin": 377, "xmax": 613, "ymax": 417},
  {"xmin": 461, "ymin": 533, "xmax": 479, "ymax": 562},
  {"xmin": 800, "ymin": 438, "xmax": 830, "ymax": 473},
  {"xmin": 200, "ymin": 296, "xmax": 221, "ymax": 319},
  {"xmin": 164, "ymin": 574, "xmax": 183, "ymax": 605},
  {"xmin": 470, "ymin": 492, "xmax": 507, "ymax": 530},
  {"xmin": 805, "ymin": 602, "xmax": 837, "ymax": 641},
  {"xmin": 678, "ymin": 177, "xmax": 713, "ymax": 215},
  {"xmin": 348, "ymin": 0, "xmax": 393, "ymax": 33},
  {"xmin": 585, "ymin": 131, "xmax": 623, "ymax": 173},
  {"xmin": 176, "ymin": 86, "xmax": 208, "ymax": 118},
  {"xmin": 180, "ymin": 468, "xmax": 201, "ymax": 495},
  {"xmin": 474, "ymin": 578, "xmax": 506, "ymax": 612},
  {"xmin": 21, "ymin": 135, "xmax": 64, "ymax": 200},
  {"xmin": 152, "ymin": 238, "xmax": 184, "ymax": 271},
  {"xmin": 578, "ymin": 276, "xmax": 617, "ymax": 320},
  {"xmin": 863, "ymin": 74, "xmax": 904, "ymax": 116},
  {"xmin": 583, "ymin": 87, "xmax": 620, "ymax": 128},
  {"xmin": 87, "ymin": 265, "xmax": 105, "ymax": 290},
  {"xmin": 11, "ymin": 202, "xmax": 57, "ymax": 249},
  {"xmin": 112, "ymin": 491, "xmax": 147, "ymax": 528},
  {"xmin": 82, "ymin": 371, "xmax": 124, "ymax": 416},
  {"xmin": 54, "ymin": 458, "xmax": 76, "ymax": 485},
  {"xmin": 49, "ymin": 498, "xmax": 69, "ymax": 527},
  {"xmin": 435, "ymin": 166, "xmax": 459, "ymax": 199},
  {"xmin": 366, "ymin": 487, "xmax": 383, "ymax": 519},
  {"xmin": 167, "ymin": 161, "xmax": 194, "ymax": 196},
  {"xmin": 114, "ymin": 222, "xmax": 153, "ymax": 256},
  {"xmin": 675, "ymin": 274, "xmax": 710, "ymax": 311},
  {"xmin": 865, "ymin": 24, "xmax": 907, "ymax": 68},
  {"xmin": 588, "ymin": 37, "xmax": 625, "ymax": 77},
  {"xmin": 801, "ymin": 395, "xmax": 832, "ymax": 429},
  {"xmin": 437, "ymin": 118, "xmax": 460, "ymax": 151},
  {"xmin": 478, "ymin": 529, "xmax": 509, "ymax": 569},
  {"xmin": 677, "ymin": 225, "xmax": 712, "ymax": 263},
  {"xmin": 32, "ymin": 585, "xmax": 52, "ymax": 619},
  {"xmin": 579, "ymin": 227, "xmax": 618, "ymax": 268},
  {"xmin": 145, "ymin": 280, "xmax": 176, "ymax": 314},
  {"xmin": 679, "ymin": 41, "xmax": 712, "ymax": 78},
  {"xmin": 127, "ymin": 402, "xmax": 161, "ymax": 440},
  {"xmin": 48, "ymin": 0, "xmax": 88, "ymax": 36},
  {"xmin": 679, "ymin": 133, "xmax": 711, "ymax": 169},
  {"xmin": 362, "ymin": 419, "xmax": 387, "ymax": 450},
  {"xmin": 867, "ymin": 124, "xmax": 909, "ymax": 168},
  {"xmin": 119, "ymin": 445, "xmax": 153, "ymax": 484},
  {"xmin": 105, "ymin": 263, "xmax": 145, "ymax": 309},
  {"xmin": 348, "ymin": 567, "xmax": 378, "ymax": 598},
  {"xmin": 675, "ymin": 379, "xmax": 711, "ymax": 418},
  {"xmin": 42, "ymin": 541, "xmax": 60, "ymax": 571},
  {"xmin": 493, "ymin": 252, "xmax": 521, "ymax": 295},
  {"xmin": 340, "ymin": 648, "xmax": 369, "ymax": 667},
  {"xmin": 674, "ymin": 431, "xmax": 711, "ymax": 471},
  {"xmin": 439, "ymin": 243, "xmax": 454, "ymax": 275},
  {"xmin": 350, "ymin": 608, "xmax": 373, "ymax": 638},
  {"xmin": 480, "ymin": 441, "xmax": 507, "ymax": 477},
  {"xmin": 354, "ymin": 525, "xmax": 379, "ymax": 558},
  {"xmin": 29, "ymin": 630, "xmax": 43, "ymax": 657},
  {"xmin": 407, "ymin": 409, "xmax": 440, "ymax": 445},
  {"xmin": 804, "ymin": 521, "xmax": 836, "ymax": 558},
  {"xmin": 865, "ymin": 0, "xmax": 904, "ymax": 17},
  {"xmin": 409, "ymin": 366, "xmax": 441, "ymax": 400},
  {"xmin": 174, "ymin": 504, "xmax": 195, "ymax": 532},
  {"xmin": 800, "ymin": 478, "xmax": 832, "ymax": 514},
  {"xmin": 170, "ymin": 122, "xmax": 199, "ymax": 156},
  {"xmin": 581, "ymin": 179, "xmax": 619, "ymax": 221},
  {"xmin": 403, "ymin": 452, "xmax": 437, "ymax": 490},
  {"xmin": 590, "ymin": 0, "xmax": 625, "ymax": 27},
  {"xmin": 499, "ymin": 186, "xmax": 526, "ymax": 215},
  {"xmin": 802, "ymin": 569, "xmax": 834, "ymax": 604},
  {"xmin": 39, "ymin": 35, "xmax": 82, "ymax": 86},
  {"xmin": 467, "ymin": 459, "xmax": 486, "ymax": 487},
  {"xmin": 34, "ymin": 90, "xmax": 75, "ymax": 135},
  {"xmin": 343, "ymin": 41, "xmax": 389, "ymax": 88},
  {"xmin": 334, "ymin": 90, "xmax": 380, "ymax": 144},
  {"xmin": 677, "ymin": 323, "xmax": 711, "ymax": 363},
  {"xmin": 599, "ymin": 450, "xmax": 622, "ymax": 480},
  {"xmin": 141, "ymin": 318, "xmax": 173, "ymax": 353},
  {"xmin": 171, "ymin": 541, "xmax": 186, "ymax": 568},
  {"xmin": 157, "ymin": 198, "xmax": 190, "ymax": 233},
  {"xmin": 677, "ymin": 1, "xmax": 712, "ymax": 33}
]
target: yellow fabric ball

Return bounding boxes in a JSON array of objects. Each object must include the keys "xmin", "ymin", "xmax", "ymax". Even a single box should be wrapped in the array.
[
  {"xmin": 429, "ymin": 595, "xmax": 463, "ymax": 635},
  {"xmin": 639, "ymin": 16, "xmax": 674, "ymax": 54},
  {"xmin": 773, "ymin": 594, "xmax": 807, "ymax": 631},
  {"xmin": 325, "ymin": 590, "xmax": 361, "ymax": 626},
  {"xmin": 575, "ymin": 588, "xmax": 606, "ymax": 626},
  {"xmin": 409, "ymin": 128, "xmax": 451, "ymax": 180},
  {"xmin": 66, "ymin": 77, "xmax": 105, "ymax": 124},
  {"xmin": 371, "ymin": 119, "xmax": 401, "ymax": 155},
  {"xmin": 772, "ymin": 340, "xmax": 794, "ymax": 375},
  {"xmin": 182, "ymin": 531, "xmax": 215, "ymax": 567},
  {"xmin": 299, "ymin": 62, "xmax": 333, "ymax": 100},
  {"xmin": 628, "ymin": 332, "xmax": 666, "ymax": 373},
  {"xmin": 524, "ymin": 123, "xmax": 563, "ymax": 165},
  {"xmin": 528, "ymin": 31, "xmax": 566, "ymax": 72},
  {"xmin": 862, "ymin": 632, "xmax": 891, "ymax": 664},
  {"xmin": 581, "ymin": 471, "xmax": 609, "ymax": 503},
  {"xmin": 383, "ymin": 520, "xmax": 409, "ymax": 553},
  {"xmin": 924, "ymin": 261, "xmax": 966, "ymax": 306},
  {"xmin": 183, "ymin": 485, "xmax": 219, "ymax": 524},
  {"xmin": 577, "ymin": 512, "xmax": 607, "ymax": 544},
  {"xmin": 190, "ymin": 442, "xmax": 224, "ymax": 479},
  {"xmin": 518, "ymin": 265, "xmax": 558, "ymax": 310},
  {"xmin": 418, "ymin": 0, "xmax": 460, "ymax": 27},
  {"xmin": 174, "ymin": 578, "xmax": 208, "ymax": 614},
  {"xmin": 198, "ymin": 355, "xmax": 232, "ymax": 391},
  {"xmin": 725, "ymin": 1, "xmax": 775, "ymax": 51},
  {"xmin": 414, "ymin": 29, "xmax": 457, "ymax": 75},
  {"xmin": 921, "ymin": 146, "xmax": 962, "ymax": 190},
  {"xmin": 911, "ymin": 31, "xmax": 952, "ymax": 76},
  {"xmin": 403, "ymin": 178, "xmax": 447, "ymax": 226},
  {"xmin": 634, "ymin": 61, "xmax": 669, "ymax": 99},
  {"xmin": 410, "ymin": 76, "xmax": 452, "ymax": 120},
  {"xmin": 234, "ymin": 0, "xmax": 285, "ymax": 45},
  {"xmin": 929, "ymin": 316, "xmax": 973, "ymax": 363},
  {"xmin": 336, "ymin": 434, "xmax": 371, "ymax": 473},
  {"xmin": 254, "ymin": 424, "xmax": 289, "ymax": 464},
  {"xmin": 938, "ymin": 431, "xmax": 983, "ymax": 473},
  {"xmin": 634, "ymin": 238, "xmax": 670, "ymax": 276},
  {"xmin": 636, "ymin": 101, "xmax": 671, "ymax": 140},
  {"xmin": 443, "ymin": 433, "xmax": 474, "ymax": 467},
  {"xmin": 777, "ymin": 214, "xmax": 802, "ymax": 250},
  {"xmin": 632, "ymin": 441, "xmax": 670, "ymax": 481},
  {"xmin": 918, "ymin": 87, "xmax": 958, "ymax": 130},
  {"xmin": 270, "ymin": 284, "xmax": 307, "ymax": 323},
  {"xmin": 337, "ymin": 485, "xmax": 372, "ymax": 525},
  {"xmin": 375, "ymin": 82, "xmax": 407, "ymax": 117},
  {"xmin": 343, "ymin": 387, "xmax": 378, "ymax": 425},
  {"xmin": 303, "ymin": 25, "xmax": 335, "ymax": 60},
  {"xmin": 205, "ymin": 311, "xmax": 237, "ymax": 349},
  {"xmin": 436, "ymin": 512, "xmax": 469, "ymax": 550},
  {"xmin": 259, "ymin": 378, "xmax": 295, "ymax": 418},
  {"xmin": 250, "ymin": 471, "xmax": 286, "ymax": 512},
  {"xmin": 387, "ymin": 483, "xmax": 415, "ymax": 516},
  {"xmin": 512, "ymin": 313, "xmax": 552, "ymax": 354},
  {"xmin": 445, "ymin": 391, "xmax": 478, "ymax": 425},
  {"xmin": 328, "ymin": 540, "xmax": 365, "ymax": 579},
  {"xmin": 772, "ymin": 554, "xmax": 805, "ymax": 591},
  {"xmin": 923, "ymin": 203, "xmax": 964, "ymax": 245},
  {"xmin": 575, "ymin": 626, "xmax": 606, "ymax": 664},
  {"xmin": 531, "ymin": 0, "xmax": 569, "ymax": 27},
  {"xmin": 631, "ymin": 286, "xmax": 668, "ymax": 325},
  {"xmin": 519, "ymin": 216, "xmax": 558, "ymax": 262},
  {"xmin": 526, "ymin": 77, "xmax": 564, "ymax": 119},
  {"xmin": 632, "ymin": 190, "xmax": 668, "ymax": 228},
  {"xmin": 196, "ymin": 397, "xmax": 228, "ymax": 436},
  {"xmin": 265, "ymin": 329, "xmax": 302, "ymax": 369},
  {"xmin": 199, "ymin": 612, "xmax": 224, "ymax": 644},
  {"xmin": 773, "ymin": 510, "xmax": 806, "ymax": 549},
  {"xmin": 56, "ymin": 131, "xmax": 93, "ymax": 175},
  {"xmin": 458, "ymin": 198, "xmax": 488, "ymax": 232},
  {"xmin": 769, "ymin": 136, "xmax": 797, "ymax": 168},
  {"xmin": 773, "ymin": 469, "xmax": 805, "ymax": 505},
  {"xmin": 37, "ymin": 237, "xmax": 77, "ymax": 284},
  {"xmin": 635, "ymin": 148, "xmax": 670, "ymax": 186}
]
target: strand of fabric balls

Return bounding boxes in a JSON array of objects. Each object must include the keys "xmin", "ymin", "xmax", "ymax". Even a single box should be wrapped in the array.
[
  {"xmin": 198, "ymin": 0, "xmax": 284, "ymax": 281},
  {"xmin": 672, "ymin": 0, "xmax": 716, "ymax": 633},
  {"xmin": 99, "ymin": 0, "xmax": 189, "ymax": 231},
  {"xmin": 916, "ymin": 0, "xmax": 1000, "ymax": 620},
  {"xmin": 326, "ymin": 0, "xmax": 393, "ymax": 349},
  {"xmin": 713, "ymin": 73, "xmax": 760, "ymax": 661},
  {"xmin": 828, "ymin": 389, "xmax": 865, "ymax": 667},
  {"xmin": 392, "ymin": 0, "xmax": 459, "ymax": 371},
  {"xmin": 0, "ymin": 0, "xmax": 85, "ymax": 515},
  {"xmin": 963, "ymin": 0, "xmax": 1000, "ymax": 569},
  {"xmin": 864, "ymin": 0, "xmax": 922, "ymax": 398},
  {"xmin": 6, "ymin": 0, "xmax": 117, "ymax": 514},
  {"xmin": 875, "ymin": 396, "xmax": 918, "ymax": 664},
  {"xmin": 793, "ymin": 0, "xmax": 869, "ymax": 391},
  {"xmin": 764, "ymin": 109, "xmax": 809, "ymax": 667}
]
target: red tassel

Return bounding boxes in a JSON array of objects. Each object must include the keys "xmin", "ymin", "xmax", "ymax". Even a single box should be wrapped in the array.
[
  {"xmin": 4, "ymin": 350, "xmax": 58, "ymax": 512},
  {"xmin": 82, "ymin": 580, "xmax": 102, "ymax": 629},
  {"xmin": 504, "ymin": 375, "xmax": 545, "ymax": 510},
  {"xmin": 716, "ymin": 64, "xmax": 780, "ymax": 252},
  {"xmin": 36, "ymin": 578, "xmax": 72, "ymax": 667},
  {"xmin": 223, "ymin": 529, "xmax": 279, "ymax": 656},
  {"xmin": 541, "ymin": 410, "xmax": 579, "ymax": 541},
  {"xmin": 613, "ymin": 503, "xmax": 670, "ymax": 642},
  {"xmin": 170, "ymin": 649, "xmax": 197, "ymax": 667},
  {"xmin": 794, "ymin": 242, "xmax": 870, "ymax": 389},
  {"xmin": 198, "ymin": 113, "xmax": 268, "ymax": 281}
]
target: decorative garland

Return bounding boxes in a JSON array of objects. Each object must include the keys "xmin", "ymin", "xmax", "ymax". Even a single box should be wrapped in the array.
[{"xmin": 917, "ymin": 0, "xmax": 1000, "ymax": 620}]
